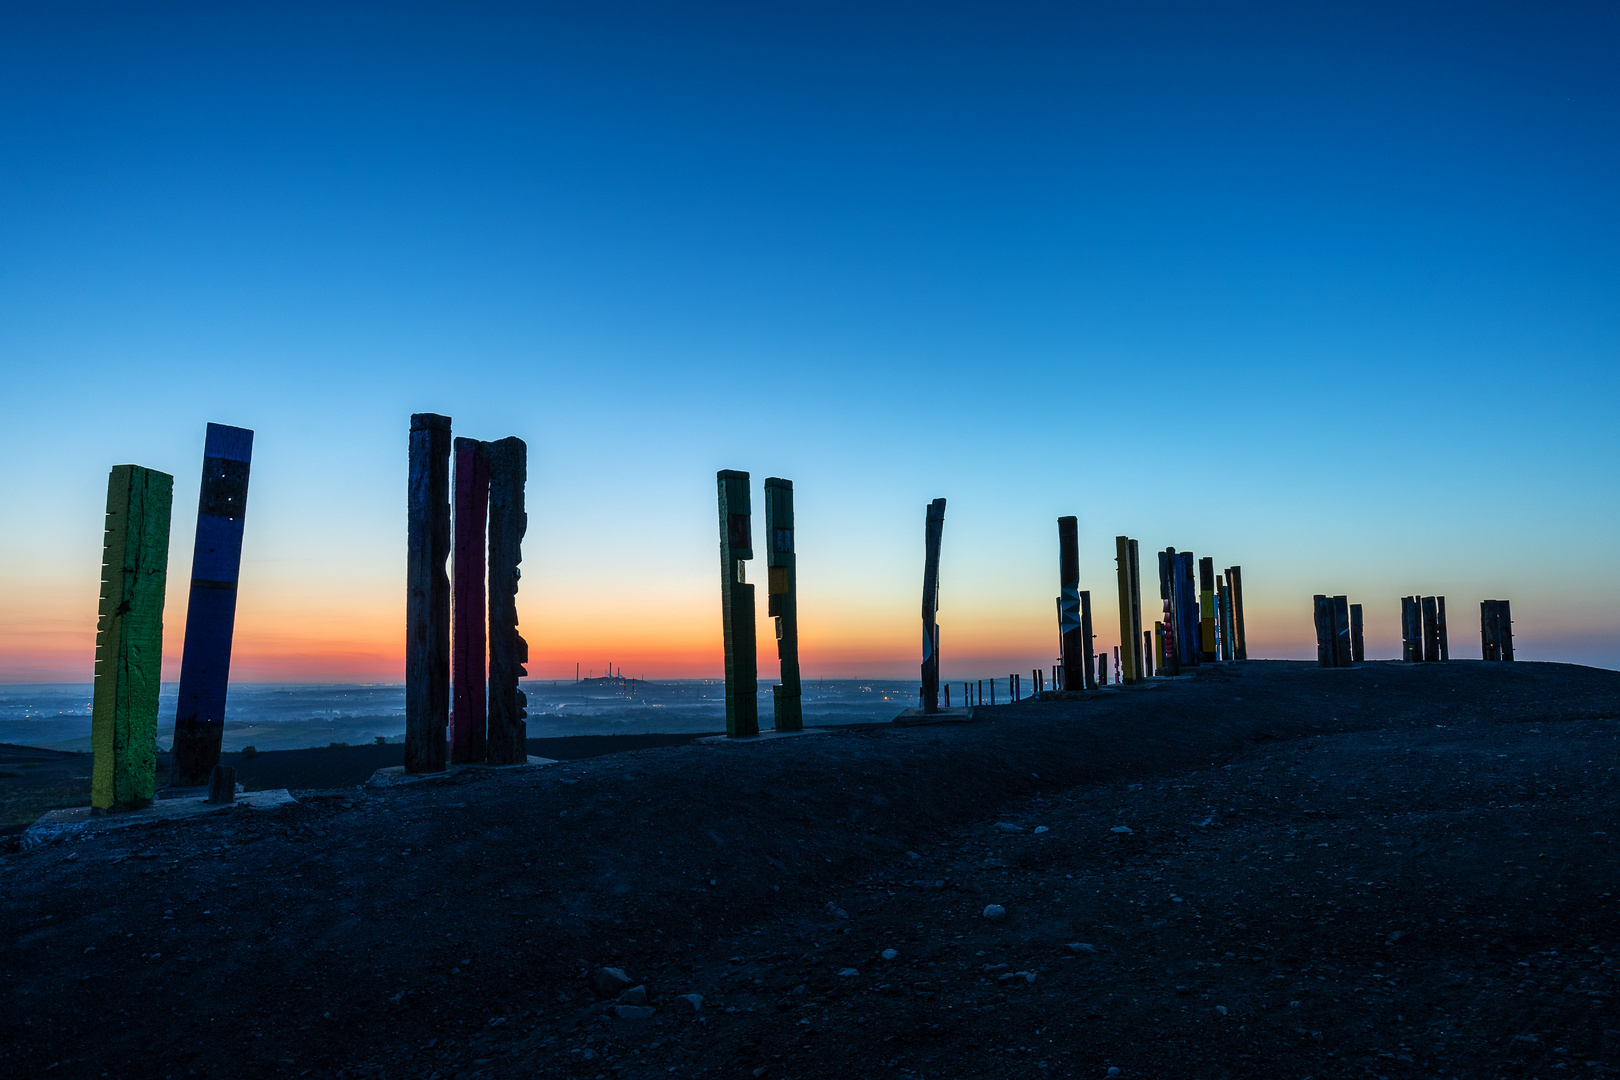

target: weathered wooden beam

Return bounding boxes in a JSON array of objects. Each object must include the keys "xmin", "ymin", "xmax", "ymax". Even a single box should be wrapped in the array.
[
  {"xmin": 1332, "ymin": 595, "xmax": 1352, "ymax": 667},
  {"xmin": 450, "ymin": 438, "xmax": 489, "ymax": 765},
  {"xmin": 1497, "ymin": 600, "xmax": 1514, "ymax": 661},
  {"xmin": 1421, "ymin": 596, "xmax": 1440, "ymax": 663},
  {"xmin": 1144, "ymin": 629, "xmax": 1155, "ymax": 677},
  {"xmin": 1436, "ymin": 596, "xmax": 1450, "ymax": 661},
  {"xmin": 1058, "ymin": 518, "xmax": 1085, "ymax": 692},
  {"xmin": 1350, "ymin": 603, "xmax": 1365, "ymax": 662},
  {"xmin": 719, "ymin": 471, "xmax": 759, "ymax": 735},
  {"xmin": 920, "ymin": 498, "xmax": 947, "ymax": 714},
  {"xmin": 1079, "ymin": 589, "xmax": 1096, "ymax": 690},
  {"xmin": 1313, "ymin": 594, "xmax": 1334, "ymax": 667},
  {"xmin": 765, "ymin": 477, "xmax": 802, "ymax": 732},
  {"xmin": 1178, "ymin": 552, "xmax": 1200, "ymax": 667},
  {"xmin": 485, "ymin": 437, "xmax": 529, "ymax": 764},
  {"xmin": 171, "ymin": 423, "xmax": 254, "ymax": 786},
  {"xmin": 1401, "ymin": 596, "xmax": 1420, "ymax": 661},
  {"xmin": 1226, "ymin": 565, "xmax": 1248, "ymax": 661},
  {"xmin": 1198, "ymin": 557, "xmax": 1218, "ymax": 663},
  {"xmin": 406, "ymin": 413, "xmax": 451, "ymax": 774},
  {"xmin": 1116, "ymin": 536, "xmax": 1144, "ymax": 684},
  {"xmin": 91, "ymin": 464, "xmax": 173, "ymax": 812},
  {"xmin": 1157, "ymin": 549, "xmax": 1181, "ymax": 676}
]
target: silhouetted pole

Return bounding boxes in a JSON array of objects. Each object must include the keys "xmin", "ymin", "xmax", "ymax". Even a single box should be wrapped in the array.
[
  {"xmin": 1157, "ymin": 550, "xmax": 1181, "ymax": 676},
  {"xmin": 1143, "ymin": 629, "xmax": 1155, "ymax": 676},
  {"xmin": 1437, "ymin": 596, "xmax": 1449, "ymax": 661},
  {"xmin": 1079, "ymin": 590, "xmax": 1097, "ymax": 689},
  {"xmin": 1481, "ymin": 599, "xmax": 1514, "ymax": 661},
  {"xmin": 1116, "ymin": 537, "xmax": 1144, "ymax": 683},
  {"xmin": 91, "ymin": 464, "xmax": 173, "ymax": 812},
  {"xmin": 1350, "ymin": 603, "xmax": 1365, "ymax": 662},
  {"xmin": 1154, "ymin": 621, "xmax": 1166, "ymax": 674},
  {"xmin": 1058, "ymin": 517, "xmax": 1085, "ymax": 692},
  {"xmin": 1400, "ymin": 596, "xmax": 1419, "ymax": 661},
  {"xmin": 1332, "ymin": 595, "xmax": 1352, "ymax": 667},
  {"xmin": 718, "ymin": 470, "xmax": 759, "ymax": 736},
  {"xmin": 450, "ymin": 438, "xmax": 488, "ymax": 765},
  {"xmin": 921, "ymin": 498, "xmax": 947, "ymax": 713},
  {"xmin": 1178, "ymin": 552, "xmax": 1200, "ymax": 667},
  {"xmin": 171, "ymin": 423, "xmax": 254, "ymax": 786},
  {"xmin": 765, "ymin": 477, "xmax": 802, "ymax": 731},
  {"xmin": 1313, "ymin": 595, "xmax": 1333, "ymax": 667},
  {"xmin": 486, "ymin": 436, "xmax": 528, "ymax": 764},
  {"xmin": 1198, "ymin": 557, "xmax": 1218, "ymax": 662},
  {"xmin": 406, "ymin": 413, "xmax": 452, "ymax": 774},
  {"xmin": 1421, "ymin": 596, "xmax": 1440, "ymax": 663},
  {"xmin": 1226, "ymin": 565, "xmax": 1247, "ymax": 660}
]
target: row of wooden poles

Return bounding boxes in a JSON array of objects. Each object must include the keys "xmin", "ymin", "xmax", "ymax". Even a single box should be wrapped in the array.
[
  {"xmin": 1312, "ymin": 594, "xmax": 1516, "ymax": 667},
  {"xmin": 918, "ymin": 509, "xmax": 1248, "ymax": 714}
]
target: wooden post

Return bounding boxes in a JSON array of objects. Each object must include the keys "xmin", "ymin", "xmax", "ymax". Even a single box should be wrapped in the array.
[
  {"xmin": 1198, "ymin": 557, "xmax": 1218, "ymax": 662},
  {"xmin": 485, "ymin": 436, "xmax": 528, "ymax": 765},
  {"xmin": 1058, "ymin": 518, "xmax": 1085, "ymax": 692},
  {"xmin": 1482, "ymin": 599, "xmax": 1515, "ymax": 661},
  {"xmin": 406, "ymin": 414, "xmax": 452, "ymax": 774},
  {"xmin": 1178, "ymin": 552, "xmax": 1200, "ymax": 667},
  {"xmin": 91, "ymin": 465, "xmax": 173, "ymax": 812},
  {"xmin": 1312, "ymin": 595, "xmax": 1332, "ymax": 667},
  {"xmin": 1436, "ymin": 596, "xmax": 1449, "ymax": 661},
  {"xmin": 450, "ymin": 438, "xmax": 489, "ymax": 765},
  {"xmin": 920, "ymin": 498, "xmax": 946, "ymax": 713},
  {"xmin": 1079, "ymin": 590, "xmax": 1096, "ymax": 690},
  {"xmin": 718, "ymin": 470, "xmax": 759, "ymax": 736},
  {"xmin": 1116, "ymin": 536, "xmax": 1144, "ymax": 684},
  {"xmin": 1499, "ymin": 600, "xmax": 1514, "ymax": 661},
  {"xmin": 1143, "ymin": 629, "xmax": 1154, "ymax": 677},
  {"xmin": 765, "ymin": 477, "xmax": 802, "ymax": 731},
  {"xmin": 1350, "ymin": 603, "xmax": 1365, "ymax": 662},
  {"xmin": 206, "ymin": 765, "xmax": 236, "ymax": 805},
  {"xmin": 1157, "ymin": 550, "xmax": 1180, "ymax": 676},
  {"xmin": 1154, "ymin": 621, "xmax": 1165, "ymax": 674},
  {"xmin": 1226, "ymin": 565, "xmax": 1247, "ymax": 661},
  {"xmin": 171, "ymin": 423, "xmax": 253, "ymax": 786},
  {"xmin": 1421, "ymin": 596, "xmax": 1440, "ymax": 663},
  {"xmin": 1332, "ymin": 595, "xmax": 1352, "ymax": 667},
  {"xmin": 1401, "ymin": 596, "xmax": 1419, "ymax": 661}
]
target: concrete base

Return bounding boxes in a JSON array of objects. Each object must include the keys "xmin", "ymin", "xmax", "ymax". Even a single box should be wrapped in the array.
[
  {"xmin": 365, "ymin": 755, "xmax": 558, "ymax": 789},
  {"xmin": 698, "ymin": 729, "xmax": 828, "ymax": 744},
  {"xmin": 23, "ymin": 789, "xmax": 297, "ymax": 849},
  {"xmin": 892, "ymin": 707, "xmax": 976, "ymax": 727}
]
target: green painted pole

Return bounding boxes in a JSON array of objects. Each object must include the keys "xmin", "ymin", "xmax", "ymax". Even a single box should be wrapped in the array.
[
  {"xmin": 718, "ymin": 470, "xmax": 758, "ymax": 736},
  {"xmin": 765, "ymin": 477, "xmax": 802, "ymax": 732},
  {"xmin": 91, "ymin": 465, "xmax": 174, "ymax": 813}
]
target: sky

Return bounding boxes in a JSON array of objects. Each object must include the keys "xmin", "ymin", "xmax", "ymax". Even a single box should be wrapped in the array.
[{"xmin": 1, "ymin": 1, "xmax": 1617, "ymax": 683}]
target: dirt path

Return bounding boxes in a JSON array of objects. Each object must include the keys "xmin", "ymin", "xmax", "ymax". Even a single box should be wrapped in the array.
[{"xmin": 4, "ymin": 660, "xmax": 1617, "ymax": 1079}]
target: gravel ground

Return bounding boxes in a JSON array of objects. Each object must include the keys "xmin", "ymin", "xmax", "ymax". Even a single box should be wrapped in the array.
[{"xmin": 4, "ymin": 659, "xmax": 1617, "ymax": 1080}]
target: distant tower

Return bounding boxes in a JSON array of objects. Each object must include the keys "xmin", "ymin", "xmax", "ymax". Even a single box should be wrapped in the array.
[
  {"xmin": 921, "ymin": 498, "xmax": 947, "ymax": 713},
  {"xmin": 764, "ymin": 477, "xmax": 802, "ymax": 732},
  {"xmin": 717, "ymin": 471, "xmax": 759, "ymax": 736}
]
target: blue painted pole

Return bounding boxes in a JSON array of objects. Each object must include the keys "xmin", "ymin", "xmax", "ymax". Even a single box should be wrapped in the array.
[{"xmin": 170, "ymin": 423, "xmax": 253, "ymax": 786}]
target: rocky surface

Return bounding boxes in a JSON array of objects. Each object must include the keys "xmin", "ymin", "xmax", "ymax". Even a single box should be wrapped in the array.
[{"xmin": 4, "ymin": 659, "xmax": 1618, "ymax": 1079}]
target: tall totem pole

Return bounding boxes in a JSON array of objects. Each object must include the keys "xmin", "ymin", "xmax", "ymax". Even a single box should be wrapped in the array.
[
  {"xmin": 485, "ymin": 437, "xmax": 529, "ymax": 764},
  {"xmin": 717, "ymin": 470, "xmax": 758, "ymax": 737},
  {"xmin": 171, "ymin": 423, "xmax": 254, "ymax": 786},
  {"xmin": 406, "ymin": 413, "xmax": 452, "ymax": 773},
  {"xmin": 1057, "ymin": 517, "xmax": 1085, "ymax": 692},
  {"xmin": 1115, "ymin": 536, "xmax": 1145, "ymax": 684},
  {"xmin": 920, "ymin": 498, "xmax": 947, "ymax": 713},
  {"xmin": 764, "ymin": 477, "xmax": 802, "ymax": 732}
]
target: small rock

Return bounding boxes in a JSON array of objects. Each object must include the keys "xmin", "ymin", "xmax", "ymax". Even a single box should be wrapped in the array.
[
  {"xmin": 1033, "ymin": 826, "xmax": 1049, "ymax": 834},
  {"xmin": 824, "ymin": 902, "xmax": 849, "ymax": 920},
  {"xmin": 1107, "ymin": 1068, "xmax": 1121, "ymax": 1077},
  {"xmin": 881, "ymin": 949, "xmax": 898, "ymax": 961},
  {"xmin": 791, "ymin": 984, "xmax": 806, "ymax": 995},
  {"xmin": 837, "ymin": 967, "xmax": 860, "ymax": 977},
  {"xmin": 676, "ymin": 993, "xmax": 703, "ymax": 1013},
  {"xmin": 995, "ymin": 822, "xmax": 1023, "ymax": 833},
  {"xmin": 1066, "ymin": 942, "xmax": 1096, "ymax": 954},
  {"xmin": 1021, "ymin": 971, "xmax": 1037, "ymax": 984},
  {"xmin": 1110, "ymin": 826, "xmax": 1133, "ymax": 834},
  {"xmin": 592, "ymin": 967, "xmax": 633, "ymax": 998},
  {"xmin": 906, "ymin": 851, "xmax": 921, "ymax": 860},
  {"xmin": 617, "ymin": 985, "xmax": 647, "ymax": 1006},
  {"xmin": 1215, "ymin": 1005, "xmax": 1228, "ymax": 1016},
  {"xmin": 983, "ymin": 904, "xmax": 1007, "ymax": 921},
  {"xmin": 753, "ymin": 1068, "xmax": 770, "ymax": 1078},
  {"xmin": 581, "ymin": 1048, "xmax": 597, "ymax": 1060},
  {"xmin": 614, "ymin": 1005, "xmax": 655, "ymax": 1019}
]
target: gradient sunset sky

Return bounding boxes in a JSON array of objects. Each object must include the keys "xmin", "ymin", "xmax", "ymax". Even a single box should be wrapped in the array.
[{"xmin": 2, "ymin": 2, "xmax": 1617, "ymax": 683}]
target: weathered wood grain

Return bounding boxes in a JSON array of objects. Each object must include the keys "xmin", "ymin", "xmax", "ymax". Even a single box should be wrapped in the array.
[
  {"xmin": 486, "ymin": 436, "xmax": 528, "ymax": 765},
  {"xmin": 406, "ymin": 413, "xmax": 451, "ymax": 774}
]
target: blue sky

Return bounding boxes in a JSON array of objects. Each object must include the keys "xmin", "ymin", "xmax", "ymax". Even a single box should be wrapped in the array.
[{"xmin": 2, "ymin": 1, "xmax": 1616, "ymax": 680}]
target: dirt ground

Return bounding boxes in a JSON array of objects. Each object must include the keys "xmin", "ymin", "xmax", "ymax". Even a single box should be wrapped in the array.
[{"xmin": 4, "ymin": 659, "xmax": 1618, "ymax": 1080}]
